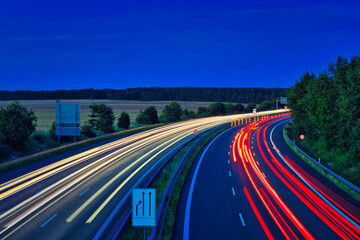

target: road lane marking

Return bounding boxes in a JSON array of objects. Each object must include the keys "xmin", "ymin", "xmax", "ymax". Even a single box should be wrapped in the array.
[
  {"xmin": 228, "ymin": 160, "xmax": 230, "ymax": 164},
  {"xmin": 85, "ymin": 125, "xmax": 213, "ymax": 224},
  {"xmin": 253, "ymin": 152, "xmax": 255, "ymax": 156},
  {"xmin": 79, "ymin": 188, "xmax": 90, "ymax": 196},
  {"xmin": 232, "ymin": 187, "xmax": 235, "ymax": 196},
  {"xmin": 183, "ymin": 128, "xmax": 233, "ymax": 240},
  {"xmin": 256, "ymin": 161, "xmax": 259, "ymax": 165},
  {"xmin": 229, "ymin": 171, "xmax": 232, "ymax": 177},
  {"xmin": 239, "ymin": 213, "xmax": 246, "ymax": 226},
  {"xmin": 123, "ymin": 160, "xmax": 129, "ymax": 164},
  {"xmin": 229, "ymin": 145, "xmax": 232, "ymax": 148},
  {"xmin": 41, "ymin": 214, "xmax": 57, "ymax": 228},
  {"xmin": 228, "ymin": 151, "xmax": 230, "ymax": 155},
  {"xmin": 105, "ymin": 172, "xmax": 112, "ymax": 178},
  {"xmin": 68, "ymin": 123, "xmax": 217, "ymax": 224},
  {"xmin": 262, "ymin": 172, "xmax": 266, "ymax": 178}
]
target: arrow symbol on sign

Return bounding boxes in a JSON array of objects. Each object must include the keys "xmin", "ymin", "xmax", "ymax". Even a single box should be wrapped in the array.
[
  {"xmin": 142, "ymin": 192, "xmax": 145, "ymax": 216},
  {"xmin": 136, "ymin": 201, "xmax": 141, "ymax": 216},
  {"xmin": 149, "ymin": 192, "xmax": 152, "ymax": 216}
]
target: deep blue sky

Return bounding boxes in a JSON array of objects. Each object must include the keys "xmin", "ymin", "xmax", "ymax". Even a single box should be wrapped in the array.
[{"xmin": 1, "ymin": 0, "xmax": 359, "ymax": 90}]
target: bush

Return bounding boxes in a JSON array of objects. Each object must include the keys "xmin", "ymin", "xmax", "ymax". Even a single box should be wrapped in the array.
[
  {"xmin": 0, "ymin": 101, "xmax": 37, "ymax": 150},
  {"xmin": 118, "ymin": 112, "xmax": 131, "ymax": 129},
  {"xmin": 81, "ymin": 121, "xmax": 96, "ymax": 138},
  {"xmin": 162, "ymin": 102, "xmax": 182, "ymax": 122},
  {"xmin": 136, "ymin": 112, "xmax": 151, "ymax": 125},
  {"xmin": 197, "ymin": 107, "xmax": 207, "ymax": 115},
  {"xmin": 246, "ymin": 103, "xmax": 256, "ymax": 113},
  {"xmin": 257, "ymin": 100, "xmax": 273, "ymax": 111},
  {"xmin": 224, "ymin": 103, "xmax": 236, "ymax": 115},
  {"xmin": 208, "ymin": 102, "xmax": 226, "ymax": 116},
  {"xmin": 235, "ymin": 103, "xmax": 245, "ymax": 113},
  {"xmin": 143, "ymin": 106, "xmax": 159, "ymax": 124},
  {"xmin": 0, "ymin": 143, "xmax": 12, "ymax": 159},
  {"xmin": 49, "ymin": 121, "xmax": 56, "ymax": 139},
  {"xmin": 32, "ymin": 132, "xmax": 45, "ymax": 143}
]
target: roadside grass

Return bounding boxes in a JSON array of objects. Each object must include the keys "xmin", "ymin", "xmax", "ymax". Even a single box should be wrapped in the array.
[
  {"xmin": 0, "ymin": 124, "xmax": 162, "ymax": 173},
  {"xmin": 283, "ymin": 125, "xmax": 360, "ymax": 202},
  {"xmin": 119, "ymin": 126, "xmax": 229, "ymax": 239}
]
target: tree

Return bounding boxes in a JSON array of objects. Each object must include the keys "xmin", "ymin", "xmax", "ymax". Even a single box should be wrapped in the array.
[
  {"xmin": 197, "ymin": 107, "xmax": 208, "ymax": 115},
  {"xmin": 49, "ymin": 121, "xmax": 56, "ymax": 140},
  {"xmin": 208, "ymin": 102, "xmax": 226, "ymax": 116},
  {"xmin": 81, "ymin": 121, "xmax": 96, "ymax": 137},
  {"xmin": 0, "ymin": 101, "xmax": 37, "ymax": 149},
  {"xmin": 235, "ymin": 103, "xmax": 245, "ymax": 113},
  {"xmin": 88, "ymin": 103, "xmax": 115, "ymax": 133},
  {"xmin": 245, "ymin": 103, "xmax": 256, "ymax": 113},
  {"xmin": 162, "ymin": 101, "xmax": 182, "ymax": 122},
  {"xmin": 143, "ymin": 106, "xmax": 159, "ymax": 124},
  {"xmin": 224, "ymin": 103, "xmax": 236, "ymax": 115},
  {"xmin": 257, "ymin": 100, "xmax": 273, "ymax": 111},
  {"xmin": 136, "ymin": 111, "xmax": 151, "ymax": 124},
  {"xmin": 117, "ymin": 112, "xmax": 130, "ymax": 129}
]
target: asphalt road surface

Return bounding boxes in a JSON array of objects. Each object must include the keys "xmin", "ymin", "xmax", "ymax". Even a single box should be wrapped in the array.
[
  {"xmin": 175, "ymin": 114, "xmax": 360, "ymax": 240},
  {"xmin": 0, "ymin": 110, "xmax": 286, "ymax": 240}
]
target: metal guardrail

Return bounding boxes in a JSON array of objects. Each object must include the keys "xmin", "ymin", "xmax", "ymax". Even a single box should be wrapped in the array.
[{"xmin": 284, "ymin": 130, "xmax": 360, "ymax": 193}]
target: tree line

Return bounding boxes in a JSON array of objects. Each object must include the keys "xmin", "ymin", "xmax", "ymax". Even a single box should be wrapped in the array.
[
  {"xmin": 80, "ymin": 101, "xmax": 265, "ymax": 137},
  {"xmin": 287, "ymin": 56, "xmax": 360, "ymax": 184},
  {"xmin": 0, "ymin": 98, "xmax": 277, "ymax": 161},
  {"xmin": 0, "ymin": 87, "xmax": 288, "ymax": 103}
]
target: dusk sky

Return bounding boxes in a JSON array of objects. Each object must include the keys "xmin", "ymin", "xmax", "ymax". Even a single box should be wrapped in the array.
[{"xmin": 1, "ymin": 0, "xmax": 359, "ymax": 90}]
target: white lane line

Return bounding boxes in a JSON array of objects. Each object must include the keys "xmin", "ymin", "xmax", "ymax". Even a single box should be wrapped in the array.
[
  {"xmin": 239, "ymin": 213, "xmax": 246, "ymax": 226},
  {"xmin": 228, "ymin": 160, "xmax": 230, "ymax": 164},
  {"xmin": 228, "ymin": 151, "xmax": 230, "ymax": 155},
  {"xmin": 253, "ymin": 152, "xmax": 255, "ymax": 156},
  {"xmin": 229, "ymin": 171, "xmax": 232, "ymax": 177},
  {"xmin": 256, "ymin": 161, "xmax": 259, "ymax": 166},
  {"xmin": 41, "ymin": 214, "xmax": 57, "ymax": 228},
  {"xmin": 229, "ymin": 145, "xmax": 232, "ymax": 148},
  {"xmin": 251, "ymin": 146, "xmax": 253, "ymax": 149},
  {"xmin": 262, "ymin": 172, "xmax": 266, "ymax": 178},
  {"xmin": 232, "ymin": 187, "xmax": 236, "ymax": 196}
]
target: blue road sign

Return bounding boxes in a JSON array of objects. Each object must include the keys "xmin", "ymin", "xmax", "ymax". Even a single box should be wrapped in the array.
[{"xmin": 132, "ymin": 188, "xmax": 156, "ymax": 226}]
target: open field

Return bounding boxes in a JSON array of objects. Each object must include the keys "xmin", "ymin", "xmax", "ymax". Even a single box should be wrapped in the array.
[{"xmin": 0, "ymin": 100, "xmax": 214, "ymax": 130}]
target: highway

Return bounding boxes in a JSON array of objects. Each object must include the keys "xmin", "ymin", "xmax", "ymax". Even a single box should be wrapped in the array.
[
  {"xmin": 175, "ymin": 114, "xmax": 360, "ymax": 240},
  {"xmin": 0, "ymin": 110, "xmax": 285, "ymax": 240}
]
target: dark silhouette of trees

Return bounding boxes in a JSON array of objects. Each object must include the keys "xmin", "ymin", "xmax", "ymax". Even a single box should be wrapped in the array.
[
  {"xmin": 143, "ymin": 106, "xmax": 159, "ymax": 124},
  {"xmin": 88, "ymin": 103, "xmax": 115, "ymax": 133},
  {"xmin": 0, "ymin": 101, "xmax": 37, "ymax": 149},
  {"xmin": 117, "ymin": 112, "xmax": 131, "ymax": 129},
  {"xmin": 0, "ymin": 87, "xmax": 288, "ymax": 103}
]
